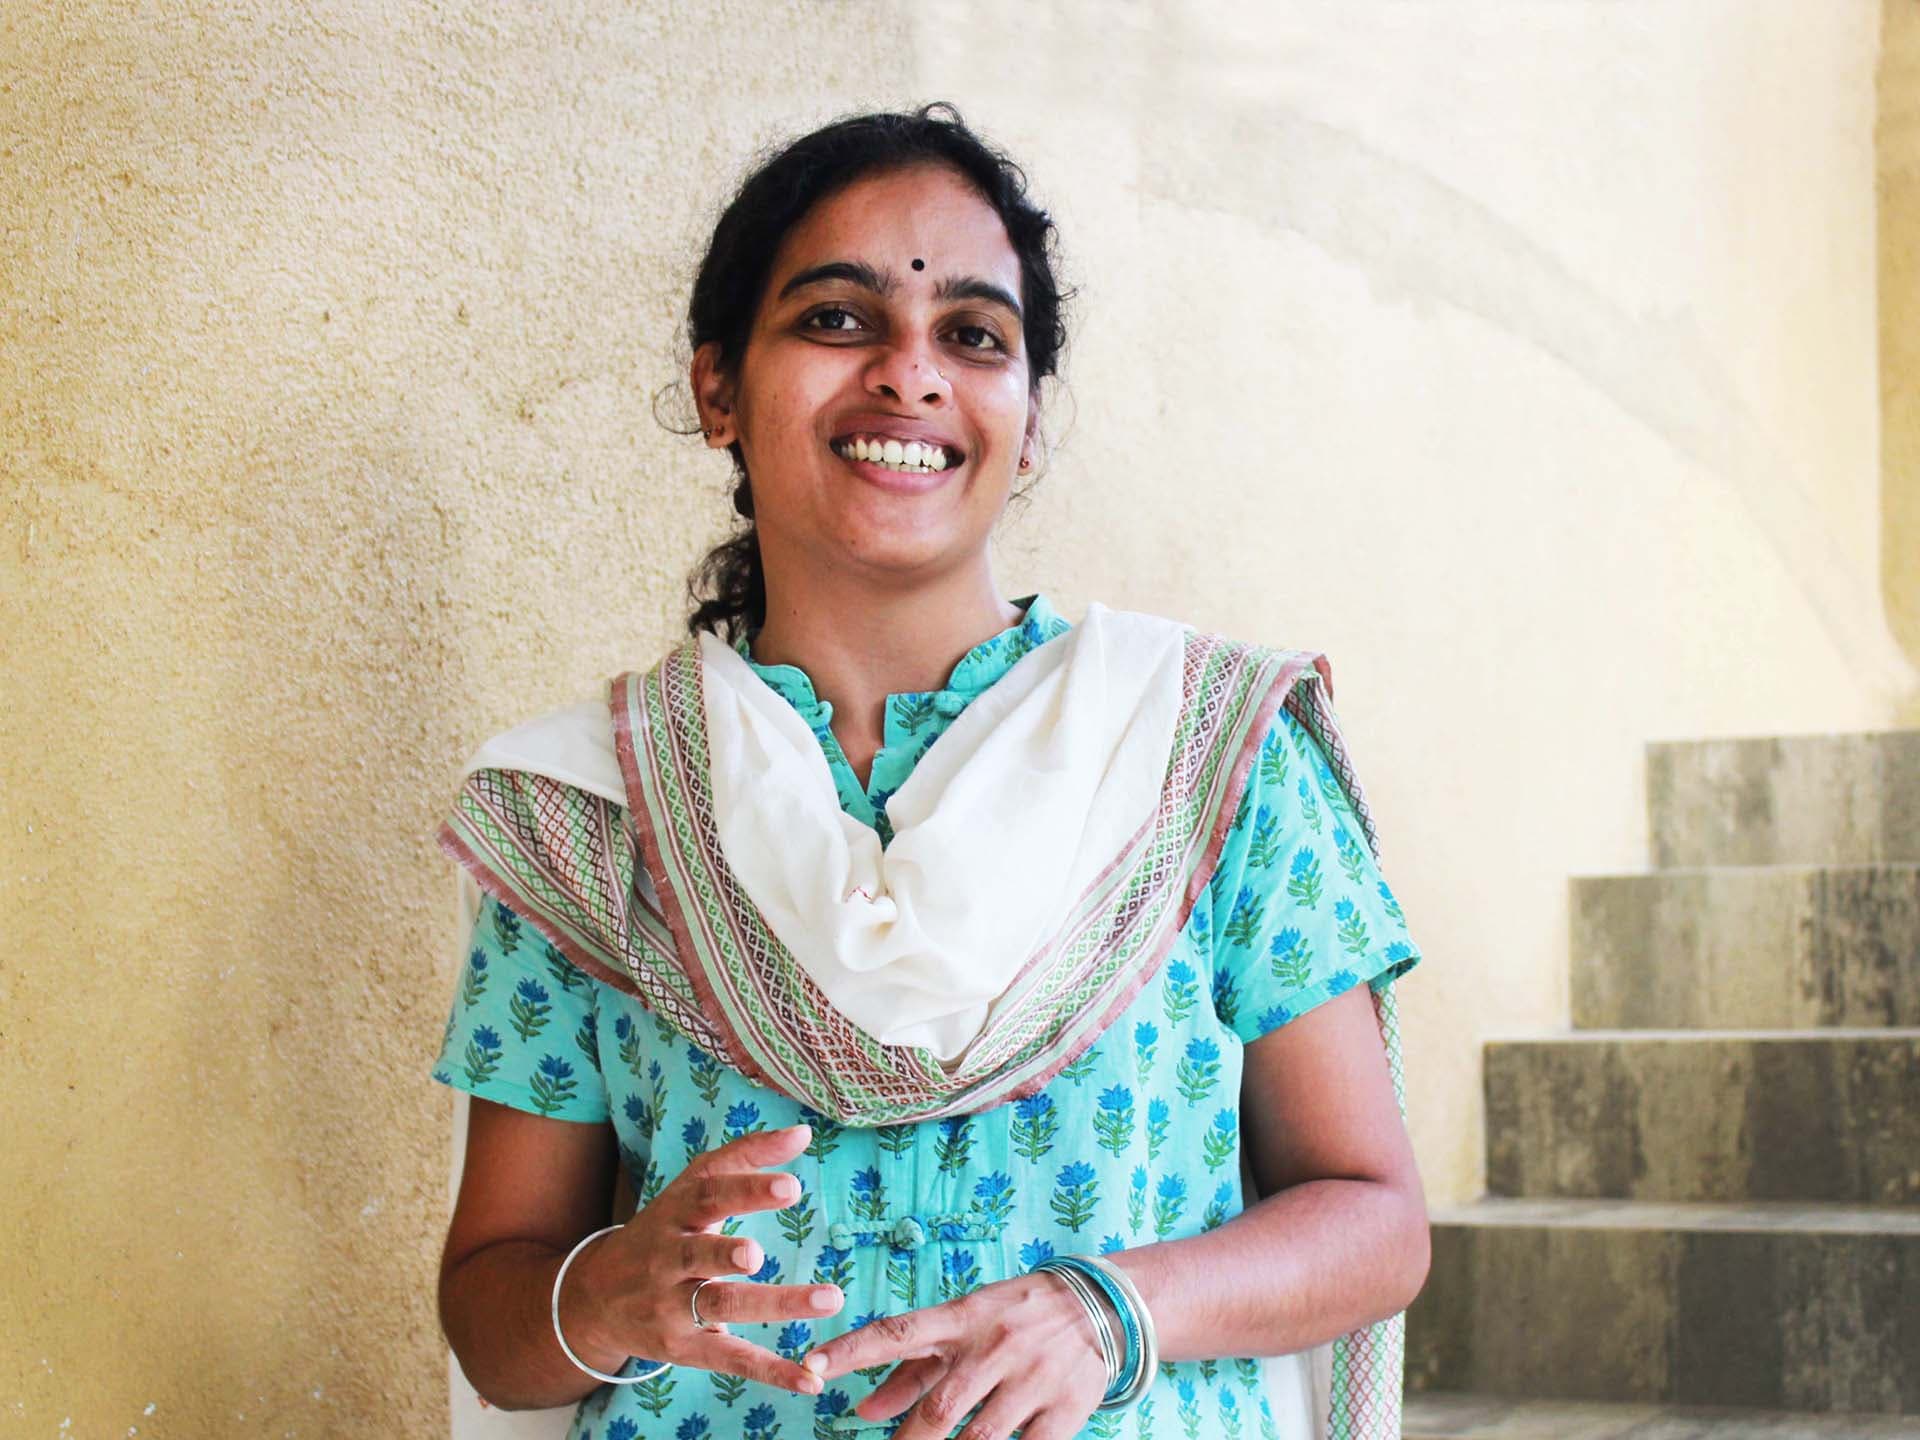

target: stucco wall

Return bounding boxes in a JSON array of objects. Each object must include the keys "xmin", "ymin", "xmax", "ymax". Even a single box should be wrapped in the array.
[
  {"xmin": 5, "ymin": 2, "xmax": 1911, "ymax": 1435},
  {"xmin": 1884, "ymin": 0, "xmax": 1920, "ymax": 712}
]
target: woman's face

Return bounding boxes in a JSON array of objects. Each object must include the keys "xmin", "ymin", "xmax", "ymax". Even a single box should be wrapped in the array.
[{"xmin": 694, "ymin": 163, "xmax": 1038, "ymax": 586}]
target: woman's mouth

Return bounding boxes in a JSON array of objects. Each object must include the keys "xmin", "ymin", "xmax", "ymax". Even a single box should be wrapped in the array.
[{"xmin": 830, "ymin": 435, "xmax": 960, "ymax": 476}]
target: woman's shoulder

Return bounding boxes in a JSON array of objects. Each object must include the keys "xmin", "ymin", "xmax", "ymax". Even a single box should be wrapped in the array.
[{"xmin": 456, "ymin": 684, "xmax": 624, "ymax": 804}]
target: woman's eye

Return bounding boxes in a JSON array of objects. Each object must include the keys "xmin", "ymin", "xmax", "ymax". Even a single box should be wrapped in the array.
[
  {"xmin": 803, "ymin": 306, "xmax": 863, "ymax": 333},
  {"xmin": 950, "ymin": 325, "xmax": 1005, "ymax": 353}
]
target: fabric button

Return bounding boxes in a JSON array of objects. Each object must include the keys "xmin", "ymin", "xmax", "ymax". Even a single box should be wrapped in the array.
[
  {"xmin": 827, "ymin": 1221, "xmax": 856, "ymax": 1249},
  {"xmin": 889, "ymin": 1216, "xmax": 926, "ymax": 1249}
]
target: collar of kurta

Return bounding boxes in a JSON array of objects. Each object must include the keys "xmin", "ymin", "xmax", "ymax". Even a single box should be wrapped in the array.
[{"xmin": 438, "ymin": 602, "xmax": 1344, "ymax": 1124}]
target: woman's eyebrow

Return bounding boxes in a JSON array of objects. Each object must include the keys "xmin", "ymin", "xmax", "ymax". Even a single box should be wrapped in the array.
[
  {"xmin": 778, "ymin": 259, "xmax": 893, "ymax": 300},
  {"xmin": 777, "ymin": 259, "xmax": 1023, "ymax": 322}
]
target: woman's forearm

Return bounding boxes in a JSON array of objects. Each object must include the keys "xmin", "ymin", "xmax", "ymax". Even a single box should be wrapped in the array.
[
  {"xmin": 440, "ymin": 1238, "xmax": 628, "ymax": 1411},
  {"xmin": 1106, "ymin": 1178, "xmax": 1430, "ymax": 1361}
]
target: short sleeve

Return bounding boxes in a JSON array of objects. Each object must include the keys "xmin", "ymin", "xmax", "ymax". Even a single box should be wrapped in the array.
[
  {"xmin": 429, "ymin": 892, "xmax": 612, "ymax": 1123},
  {"xmin": 1205, "ymin": 704, "xmax": 1423, "ymax": 1044}
]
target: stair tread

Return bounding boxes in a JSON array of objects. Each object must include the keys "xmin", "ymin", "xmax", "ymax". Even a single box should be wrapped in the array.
[
  {"xmin": 1406, "ymin": 1392, "xmax": 1920, "ymax": 1438},
  {"xmin": 1429, "ymin": 1196, "xmax": 1920, "ymax": 1233},
  {"xmin": 1487, "ymin": 1027, "xmax": 1920, "ymax": 1042},
  {"xmin": 1576, "ymin": 862, "xmax": 1920, "ymax": 877}
]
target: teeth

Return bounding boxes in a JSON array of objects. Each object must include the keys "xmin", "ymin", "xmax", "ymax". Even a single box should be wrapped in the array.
[{"xmin": 835, "ymin": 435, "xmax": 955, "ymax": 474}]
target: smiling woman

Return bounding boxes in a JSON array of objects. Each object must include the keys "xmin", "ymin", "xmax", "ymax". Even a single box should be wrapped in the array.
[{"xmin": 430, "ymin": 102, "xmax": 1427, "ymax": 1440}]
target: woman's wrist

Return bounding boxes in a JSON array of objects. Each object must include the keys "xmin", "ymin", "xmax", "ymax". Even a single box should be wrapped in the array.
[{"xmin": 553, "ymin": 1229, "xmax": 635, "ymax": 1375}]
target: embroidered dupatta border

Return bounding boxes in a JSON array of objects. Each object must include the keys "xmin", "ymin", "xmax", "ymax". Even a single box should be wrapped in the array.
[
  {"xmin": 434, "ymin": 767, "xmax": 731, "ymax": 1057},
  {"xmin": 611, "ymin": 627, "xmax": 1315, "ymax": 1126}
]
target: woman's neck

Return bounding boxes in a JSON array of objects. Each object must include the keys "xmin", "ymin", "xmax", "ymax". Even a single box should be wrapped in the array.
[{"xmin": 748, "ymin": 567, "xmax": 1024, "ymax": 766}]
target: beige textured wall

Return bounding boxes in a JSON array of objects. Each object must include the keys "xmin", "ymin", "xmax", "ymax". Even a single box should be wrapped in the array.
[
  {"xmin": 5, "ymin": 2, "xmax": 1912, "ymax": 1435},
  {"xmin": 1885, "ymin": 0, "xmax": 1920, "ymax": 718}
]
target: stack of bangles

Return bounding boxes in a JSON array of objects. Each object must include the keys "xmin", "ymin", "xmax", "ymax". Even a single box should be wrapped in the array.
[{"xmin": 1031, "ymin": 1253, "xmax": 1159, "ymax": 1410}]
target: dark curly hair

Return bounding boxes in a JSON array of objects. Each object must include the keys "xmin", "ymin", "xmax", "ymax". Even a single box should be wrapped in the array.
[{"xmin": 673, "ymin": 101, "xmax": 1075, "ymax": 645}]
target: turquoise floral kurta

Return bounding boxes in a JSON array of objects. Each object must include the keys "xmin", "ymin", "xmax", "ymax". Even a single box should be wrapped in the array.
[{"xmin": 430, "ymin": 593, "xmax": 1423, "ymax": 1440}]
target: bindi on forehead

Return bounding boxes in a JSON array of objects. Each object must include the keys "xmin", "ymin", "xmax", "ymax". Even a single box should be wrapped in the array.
[{"xmin": 912, "ymin": 258, "xmax": 925, "ymax": 271}]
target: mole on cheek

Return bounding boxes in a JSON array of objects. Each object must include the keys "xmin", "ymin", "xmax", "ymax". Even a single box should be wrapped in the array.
[{"xmin": 911, "ymin": 257, "xmax": 925, "ymax": 271}]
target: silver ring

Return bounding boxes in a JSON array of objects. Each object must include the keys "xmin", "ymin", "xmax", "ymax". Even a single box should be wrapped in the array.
[{"xmin": 689, "ymin": 1277, "xmax": 723, "ymax": 1330}]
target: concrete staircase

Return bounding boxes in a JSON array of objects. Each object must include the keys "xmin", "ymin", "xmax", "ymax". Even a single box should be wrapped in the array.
[{"xmin": 1402, "ymin": 732, "xmax": 1920, "ymax": 1439}]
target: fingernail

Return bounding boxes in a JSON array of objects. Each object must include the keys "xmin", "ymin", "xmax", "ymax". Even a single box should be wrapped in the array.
[
  {"xmin": 810, "ymin": 1286, "xmax": 840, "ymax": 1312},
  {"xmin": 772, "ymin": 1175, "xmax": 799, "ymax": 1202},
  {"xmin": 803, "ymin": 1352, "xmax": 828, "ymax": 1375},
  {"xmin": 800, "ymin": 1372, "xmax": 823, "ymax": 1394},
  {"xmin": 733, "ymin": 1244, "xmax": 755, "ymax": 1269}
]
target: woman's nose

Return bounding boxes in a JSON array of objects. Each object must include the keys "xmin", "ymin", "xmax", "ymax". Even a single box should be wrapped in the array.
[{"xmin": 866, "ymin": 339, "xmax": 951, "ymax": 405}]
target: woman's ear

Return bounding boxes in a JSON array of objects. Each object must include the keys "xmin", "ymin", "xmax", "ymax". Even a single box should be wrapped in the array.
[{"xmin": 691, "ymin": 341, "xmax": 736, "ymax": 448}]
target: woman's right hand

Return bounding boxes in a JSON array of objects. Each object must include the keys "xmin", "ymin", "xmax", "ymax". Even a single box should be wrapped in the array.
[{"xmin": 560, "ymin": 1122, "xmax": 840, "ymax": 1395}]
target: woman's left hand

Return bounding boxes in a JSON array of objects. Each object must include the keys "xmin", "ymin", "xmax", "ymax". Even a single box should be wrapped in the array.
[{"xmin": 801, "ymin": 1271, "xmax": 1111, "ymax": 1440}]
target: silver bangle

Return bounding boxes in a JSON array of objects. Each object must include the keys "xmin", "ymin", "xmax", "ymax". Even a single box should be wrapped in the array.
[
  {"xmin": 1037, "ymin": 1261, "xmax": 1121, "ymax": 1390},
  {"xmin": 1073, "ymin": 1253, "xmax": 1159, "ymax": 1406},
  {"xmin": 551, "ymin": 1224, "xmax": 671, "ymax": 1386}
]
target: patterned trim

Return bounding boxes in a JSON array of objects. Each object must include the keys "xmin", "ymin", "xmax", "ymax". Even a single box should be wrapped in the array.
[{"xmin": 609, "ymin": 626, "xmax": 1336, "ymax": 1127}]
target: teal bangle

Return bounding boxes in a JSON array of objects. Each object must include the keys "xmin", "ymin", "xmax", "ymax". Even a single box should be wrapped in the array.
[{"xmin": 1039, "ymin": 1255, "xmax": 1151, "ymax": 1409}]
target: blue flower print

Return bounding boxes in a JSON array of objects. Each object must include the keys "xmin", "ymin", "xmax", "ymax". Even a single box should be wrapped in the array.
[
  {"xmin": 1177, "ymin": 1376, "xmax": 1203, "ymax": 1437},
  {"xmin": 1134, "ymin": 1020, "xmax": 1159, "ymax": 1076},
  {"xmin": 612, "ymin": 1012, "xmax": 646, "ymax": 1081},
  {"xmin": 934, "ymin": 1113, "xmax": 975, "ymax": 1172},
  {"xmin": 1052, "ymin": 1161, "xmax": 1099, "ymax": 1232},
  {"xmin": 776, "ymin": 1321, "xmax": 813, "ymax": 1360},
  {"xmin": 940, "ymin": 1247, "xmax": 980, "ymax": 1299},
  {"xmin": 744, "ymin": 1402, "xmax": 782, "ymax": 1440},
  {"xmin": 1128, "ymin": 1165, "xmax": 1149, "ymax": 1235},
  {"xmin": 1247, "ymin": 804, "xmax": 1283, "ymax": 870},
  {"xmin": 686, "ymin": 1045, "xmax": 723, "ymax": 1106},
  {"xmin": 1296, "ymin": 773, "xmax": 1322, "ymax": 834},
  {"xmin": 1176, "ymin": 1037, "xmax": 1222, "ymax": 1107},
  {"xmin": 461, "ymin": 1024, "xmax": 502, "ymax": 1087},
  {"xmin": 676, "ymin": 1417, "xmax": 711, "ymax": 1440},
  {"xmin": 1019, "ymin": 1237, "xmax": 1056, "ymax": 1269},
  {"xmin": 1146, "ymin": 1097, "xmax": 1171, "ymax": 1162},
  {"xmin": 1286, "ymin": 846, "xmax": 1324, "ymax": 908},
  {"xmin": 799, "ymin": 1105, "xmax": 843, "ymax": 1160},
  {"xmin": 1094, "ymin": 1085, "xmax": 1135, "ymax": 1156},
  {"xmin": 528, "ymin": 1054, "xmax": 578, "ymax": 1116},
  {"xmin": 507, "ymin": 977, "xmax": 551, "ymax": 1041},
  {"xmin": 1332, "ymin": 824, "xmax": 1370, "ymax": 886},
  {"xmin": 606, "ymin": 1419, "xmax": 640, "ymax": 1440},
  {"xmin": 748, "ymin": 1251, "xmax": 783, "ymax": 1284},
  {"xmin": 681, "ymin": 1114, "xmax": 708, "ymax": 1164},
  {"xmin": 459, "ymin": 949, "xmax": 489, "ymax": 1007},
  {"xmin": 1333, "ymin": 896, "xmax": 1372, "ymax": 960},
  {"xmin": 573, "ymin": 1007, "xmax": 599, "ymax": 1064},
  {"xmin": 1203, "ymin": 1179, "xmax": 1236, "ymax": 1232},
  {"xmin": 1223, "ymin": 885, "xmax": 1265, "ymax": 950},
  {"xmin": 1211, "ymin": 966, "xmax": 1241, "ymax": 1031},
  {"xmin": 490, "ymin": 899, "xmax": 522, "ymax": 952},
  {"xmin": 1163, "ymin": 959, "xmax": 1200, "ymax": 1025},
  {"xmin": 1059, "ymin": 1045, "xmax": 1098, "ymax": 1085},
  {"xmin": 812, "ymin": 1244, "xmax": 853, "ymax": 1289},
  {"xmin": 776, "ymin": 1179, "xmax": 816, "ymax": 1245},
  {"xmin": 1270, "ymin": 926, "xmax": 1314, "ymax": 989},
  {"xmin": 849, "ymin": 1166, "xmax": 886, "ymax": 1222},
  {"xmin": 1098, "ymin": 1232, "xmax": 1126, "ymax": 1255},
  {"xmin": 971, "ymin": 1170, "xmax": 1015, "ymax": 1229},
  {"xmin": 811, "ymin": 1390, "xmax": 850, "ymax": 1439},
  {"xmin": 1153, "ymin": 1173, "xmax": 1188, "ymax": 1238},
  {"xmin": 723, "ymin": 1099, "xmax": 765, "ymax": 1143},
  {"xmin": 623, "ymin": 1093, "xmax": 656, "ymax": 1141},
  {"xmin": 1010, "ymin": 1093, "xmax": 1059, "ymax": 1161},
  {"xmin": 1202, "ymin": 1109, "xmax": 1238, "ymax": 1171},
  {"xmin": 1378, "ymin": 879, "xmax": 1407, "ymax": 926}
]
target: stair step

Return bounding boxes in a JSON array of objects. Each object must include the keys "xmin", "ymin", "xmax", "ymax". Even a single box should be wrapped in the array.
[
  {"xmin": 1648, "ymin": 731, "xmax": 1920, "ymax": 868},
  {"xmin": 1571, "ymin": 865, "xmax": 1920, "ymax": 1029},
  {"xmin": 1484, "ymin": 1028, "xmax": 1920, "ymax": 1204},
  {"xmin": 1406, "ymin": 1392, "xmax": 1920, "ymax": 1438},
  {"xmin": 1409, "ymin": 1199, "xmax": 1920, "ymax": 1413}
]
